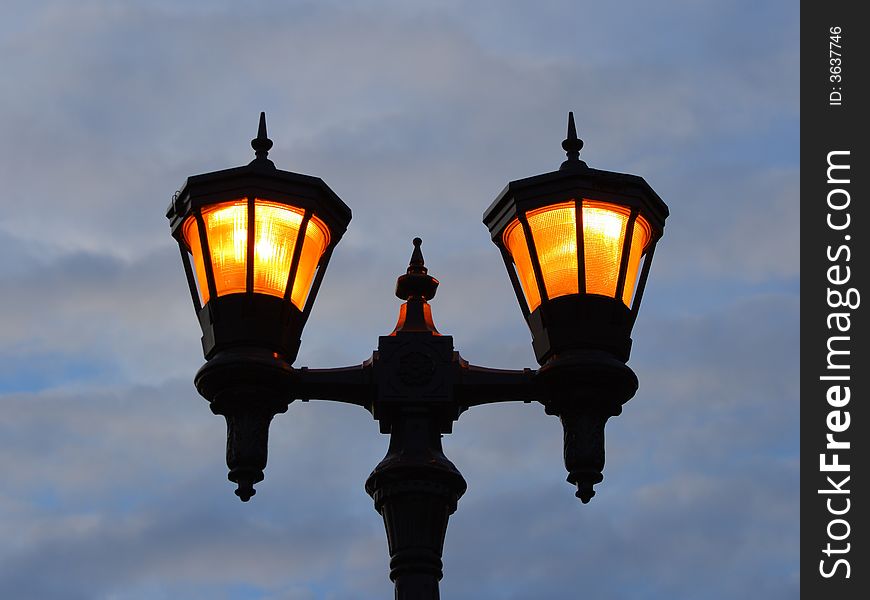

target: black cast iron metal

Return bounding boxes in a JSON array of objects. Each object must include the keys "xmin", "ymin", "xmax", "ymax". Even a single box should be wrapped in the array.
[
  {"xmin": 191, "ymin": 238, "xmax": 635, "ymax": 598},
  {"xmin": 174, "ymin": 114, "xmax": 661, "ymax": 599}
]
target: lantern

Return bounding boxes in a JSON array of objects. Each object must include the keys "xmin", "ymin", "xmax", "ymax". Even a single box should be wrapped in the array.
[
  {"xmin": 483, "ymin": 113, "xmax": 668, "ymax": 365},
  {"xmin": 166, "ymin": 113, "xmax": 352, "ymax": 363}
]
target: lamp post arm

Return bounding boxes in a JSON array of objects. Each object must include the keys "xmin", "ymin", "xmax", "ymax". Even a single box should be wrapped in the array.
[
  {"xmin": 292, "ymin": 361, "xmax": 375, "ymax": 408},
  {"xmin": 453, "ymin": 360, "xmax": 542, "ymax": 408}
]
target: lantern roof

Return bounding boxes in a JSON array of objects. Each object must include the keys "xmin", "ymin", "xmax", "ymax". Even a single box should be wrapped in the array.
[
  {"xmin": 483, "ymin": 113, "xmax": 669, "ymax": 240},
  {"xmin": 166, "ymin": 112, "xmax": 352, "ymax": 241}
]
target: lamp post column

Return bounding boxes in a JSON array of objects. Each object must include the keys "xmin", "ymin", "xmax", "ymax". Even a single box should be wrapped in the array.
[{"xmin": 365, "ymin": 409, "xmax": 466, "ymax": 600}]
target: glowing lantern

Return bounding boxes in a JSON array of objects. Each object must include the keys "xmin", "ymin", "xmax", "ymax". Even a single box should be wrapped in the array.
[
  {"xmin": 167, "ymin": 113, "xmax": 351, "ymax": 362},
  {"xmin": 182, "ymin": 200, "xmax": 330, "ymax": 307},
  {"xmin": 483, "ymin": 113, "xmax": 668, "ymax": 364}
]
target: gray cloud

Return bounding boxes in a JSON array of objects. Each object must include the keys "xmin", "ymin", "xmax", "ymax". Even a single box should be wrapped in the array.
[
  {"xmin": 1, "ymin": 0, "xmax": 798, "ymax": 598},
  {"xmin": 0, "ymin": 287, "xmax": 796, "ymax": 598}
]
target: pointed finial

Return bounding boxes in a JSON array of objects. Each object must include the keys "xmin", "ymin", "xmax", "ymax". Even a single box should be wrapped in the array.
[
  {"xmin": 395, "ymin": 237, "xmax": 439, "ymax": 301},
  {"xmin": 250, "ymin": 112, "xmax": 275, "ymax": 168},
  {"xmin": 560, "ymin": 111, "xmax": 587, "ymax": 171},
  {"xmin": 392, "ymin": 237, "xmax": 440, "ymax": 333},
  {"xmin": 409, "ymin": 237, "xmax": 426, "ymax": 273}
]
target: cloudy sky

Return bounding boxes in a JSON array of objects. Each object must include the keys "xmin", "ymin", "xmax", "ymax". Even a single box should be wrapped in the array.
[{"xmin": 0, "ymin": 1, "xmax": 798, "ymax": 598}]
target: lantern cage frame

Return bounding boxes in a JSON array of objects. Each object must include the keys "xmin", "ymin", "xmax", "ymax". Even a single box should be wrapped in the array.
[
  {"xmin": 166, "ymin": 113, "xmax": 352, "ymax": 363},
  {"xmin": 483, "ymin": 113, "xmax": 669, "ymax": 365}
]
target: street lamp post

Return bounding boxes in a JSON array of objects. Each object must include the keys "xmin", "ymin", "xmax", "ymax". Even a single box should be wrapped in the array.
[{"xmin": 166, "ymin": 112, "xmax": 668, "ymax": 599}]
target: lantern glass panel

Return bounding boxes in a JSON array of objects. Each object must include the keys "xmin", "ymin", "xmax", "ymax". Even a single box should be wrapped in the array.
[
  {"xmin": 278, "ymin": 203, "xmax": 329, "ymax": 308},
  {"xmin": 526, "ymin": 202, "xmax": 579, "ymax": 302},
  {"xmin": 183, "ymin": 200, "xmax": 248, "ymax": 303},
  {"xmin": 250, "ymin": 200, "xmax": 305, "ymax": 301},
  {"xmin": 182, "ymin": 199, "xmax": 330, "ymax": 309},
  {"xmin": 622, "ymin": 216, "xmax": 652, "ymax": 306},
  {"xmin": 205, "ymin": 200, "xmax": 250, "ymax": 297},
  {"xmin": 183, "ymin": 217, "xmax": 211, "ymax": 304},
  {"xmin": 582, "ymin": 200, "xmax": 630, "ymax": 298},
  {"xmin": 503, "ymin": 219, "xmax": 542, "ymax": 311}
]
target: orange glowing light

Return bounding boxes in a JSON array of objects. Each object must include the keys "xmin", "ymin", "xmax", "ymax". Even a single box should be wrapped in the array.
[
  {"xmin": 503, "ymin": 200, "xmax": 651, "ymax": 311},
  {"xmin": 182, "ymin": 199, "xmax": 330, "ymax": 308},
  {"xmin": 527, "ymin": 202, "xmax": 579, "ymax": 301},
  {"xmin": 619, "ymin": 209, "xmax": 651, "ymax": 306},
  {"xmin": 503, "ymin": 218, "xmax": 542, "ymax": 311}
]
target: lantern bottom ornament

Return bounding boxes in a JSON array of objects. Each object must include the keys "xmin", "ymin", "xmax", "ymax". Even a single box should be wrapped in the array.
[
  {"xmin": 195, "ymin": 347, "xmax": 295, "ymax": 501},
  {"xmin": 537, "ymin": 350, "xmax": 638, "ymax": 502}
]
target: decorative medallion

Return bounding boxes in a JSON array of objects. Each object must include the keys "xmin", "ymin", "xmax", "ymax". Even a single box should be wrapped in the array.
[{"xmin": 398, "ymin": 351, "xmax": 435, "ymax": 386}]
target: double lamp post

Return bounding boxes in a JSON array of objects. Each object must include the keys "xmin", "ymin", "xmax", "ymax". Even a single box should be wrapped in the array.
[{"xmin": 165, "ymin": 112, "xmax": 669, "ymax": 599}]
